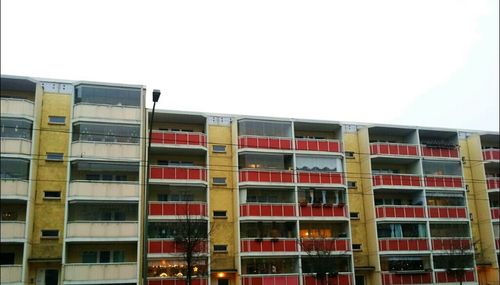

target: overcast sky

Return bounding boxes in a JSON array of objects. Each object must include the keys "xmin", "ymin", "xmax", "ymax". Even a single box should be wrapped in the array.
[{"xmin": 1, "ymin": 0, "xmax": 498, "ymax": 131}]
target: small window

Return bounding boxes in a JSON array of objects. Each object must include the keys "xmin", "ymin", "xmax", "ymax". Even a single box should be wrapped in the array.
[
  {"xmin": 350, "ymin": 212, "xmax": 360, "ymax": 220},
  {"xmin": 41, "ymin": 230, "xmax": 59, "ymax": 239},
  {"xmin": 213, "ymin": 244, "xmax": 228, "ymax": 252},
  {"xmin": 345, "ymin": 151, "xmax": 355, "ymax": 159},
  {"xmin": 213, "ymin": 211, "xmax": 227, "ymax": 218},
  {"xmin": 213, "ymin": 145, "xmax": 227, "ymax": 153},
  {"xmin": 352, "ymin": 244, "xmax": 362, "ymax": 251},
  {"xmin": 213, "ymin": 177, "xmax": 227, "ymax": 185},
  {"xmin": 99, "ymin": 251, "xmax": 111, "ymax": 263},
  {"xmin": 46, "ymin": 153, "xmax": 64, "ymax": 161},
  {"xmin": 113, "ymin": 250, "xmax": 125, "ymax": 262},
  {"xmin": 82, "ymin": 251, "xmax": 97, "ymax": 263},
  {"xmin": 48, "ymin": 116, "xmax": 66, "ymax": 125},
  {"xmin": 347, "ymin": 181, "xmax": 357, "ymax": 189},
  {"xmin": 44, "ymin": 191, "xmax": 61, "ymax": 200}
]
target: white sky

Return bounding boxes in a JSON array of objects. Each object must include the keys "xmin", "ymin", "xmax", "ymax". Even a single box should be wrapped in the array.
[{"xmin": 1, "ymin": 0, "xmax": 498, "ymax": 131}]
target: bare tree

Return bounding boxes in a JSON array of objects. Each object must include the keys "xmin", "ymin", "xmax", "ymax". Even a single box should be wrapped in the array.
[{"xmin": 435, "ymin": 239, "xmax": 475, "ymax": 285}]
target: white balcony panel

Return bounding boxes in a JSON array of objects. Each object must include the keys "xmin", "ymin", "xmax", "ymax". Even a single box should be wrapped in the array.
[
  {"xmin": 69, "ymin": 181, "xmax": 140, "ymax": 200},
  {"xmin": 0, "ymin": 180, "xmax": 29, "ymax": 199},
  {"xmin": 0, "ymin": 222, "xmax": 26, "ymax": 241},
  {"xmin": 71, "ymin": 142, "xmax": 140, "ymax": 160},
  {"xmin": 73, "ymin": 104, "xmax": 140, "ymax": 122},
  {"xmin": 0, "ymin": 98, "xmax": 34, "ymax": 118},
  {"xmin": 0, "ymin": 265, "xmax": 23, "ymax": 284},
  {"xmin": 64, "ymin": 263, "xmax": 137, "ymax": 283},
  {"xmin": 1, "ymin": 138, "xmax": 31, "ymax": 155},
  {"xmin": 66, "ymin": 222, "xmax": 138, "ymax": 240}
]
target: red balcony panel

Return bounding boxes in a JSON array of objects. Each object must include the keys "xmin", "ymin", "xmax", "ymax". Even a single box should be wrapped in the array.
[
  {"xmin": 239, "ymin": 170, "xmax": 294, "ymax": 183},
  {"xmin": 381, "ymin": 272, "xmax": 432, "ymax": 285},
  {"xmin": 303, "ymin": 273, "xmax": 353, "ymax": 285},
  {"xmin": 301, "ymin": 239, "xmax": 349, "ymax": 252},
  {"xmin": 150, "ymin": 166, "xmax": 207, "ymax": 182},
  {"xmin": 496, "ymin": 238, "xmax": 500, "ymax": 250},
  {"xmin": 240, "ymin": 239, "xmax": 298, "ymax": 253},
  {"xmin": 376, "ymin": 206, "xmax": 426, "ymax": 219},
  {"xmin": 379, "ymin": 239, "xmax": 429, "ymax": 251},
  {"xmin": 148, "ymin": 240, "xmax": 208, "ymax": 254},
  {"xmin": 491, "ymin": 208, "xmax": 500, "ymax": 220},
  {"xmin": 372, "ymin": 175, "xmax": 421, "ymax": 187},
  {"xmin": 148, "ymin": 240, "xmax": 162, "ymax": 253},
  {"xmin": 295, "ymin": 138, "xmax": 341, "ymax": 153},
  {"xmin": 148, "ymin": 278, "xmax": 208, "ymax": 285},
  {"xmin": 483, "ymin": 149, "xmax": 500, "ymax": 161},
  {"xmin": 242, "ymin": 275, "xmax": 299, "ymax": 285},
  {"xmin": 239, "ymin": 136, "xmax": 293, "ymax": 150},
  {"xmin": 421, "ymin": 146, "xmax": 459, "ymax": 158},
  {"xmin": 151, "ymin": 131, "xmax": 207, "ymax": 147},
  {"xmin": 297, "ymin": 171, "xmax": 343, "ymax": 185},
  {"xmin": 431, "ymin": 238, "xmax": 471, "ymax": 250},
  {"xmin": 487, "ymin": 178, "xmax": 500, "ymax": 190},
  {"xmin": 435, "ymin": 271, "xmax": 475, "ymax": 283},
  {"xmin": 299, "ymin": 204, "xmax": 347, "ymax": 217},
  {"xmin": 427, "ymin": 207, "xmax": 467, "ymax": 219},
  {"xmin": 370, "ymin": 143, "xmax": 419, "ymax": 156},
  {"xmin": 149, "ymin": 202, "xmax": 207, "ymax": 217},
  {"xmin": 424, "ymin": 176, "xmax": 463, "ymax": 188}
]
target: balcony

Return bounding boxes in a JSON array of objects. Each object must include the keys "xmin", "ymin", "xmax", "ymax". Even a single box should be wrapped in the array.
[
  {"xmin": 239, "ymin": 135, "xmax": 292, "ymax": 151},
  {"xmin": 296, "ymin": 171, "xmax": 343, "ymax": 185},
  {"xmin": 73, "ymin": 103, "xmax": 140, "ymax": 122},
  {"xmin": 68, "ymin": 181, "xmax": 139, "ymax": 200},
  {"xmin": 303, "ymin": 273, "xmax": 353, "ymax": 285},
  {"xmin": 424, "ymin": 176, "xmax": 463, "ymax": 189},
  {"xmin": 150, "ymin": 166, "xmax": 207, "ymax": 184},
  {"xmin": 0, "ymin": 265, "xmax": 22, "ymax": 284},
  {"xmin": 496, "ymin": 238, "xmax": 500, "ymax": 250},
  {"xmin": 0, "ymin": 138, "xmax": 31, "ymax": 156},
  {"xmin": 491, "ymin": 207, "xmax": 500, "ymax": 220},
  {"xmin": 421, "ymin": 146, "xmax": 459, "ymax": 159},
  {"xmin": 427, "ymin": 206, "xmax": 467, "ymax": 219},
  {"xmin": 148, "ymin": 239, "xmax": 208, "ymax": 254},
  {"xmin": 240, "ymin": 203, "xmax": 296, "ymax": 217},
  {"xmin": 487, "ymin": 177, "xmax": 500, "ymax": 191},
  {"xmin": 240, "ymin": 238, "xmax": 298, "ymax": 253},
  {"xmin": 149, "ymin": 202, "xmax": 208, "ymax": 217},
  {"xmin": 299, "ymin": 204, "xmax": 347, "ymax": 218},
  {"xmin": 0, "ymin": 98, "xmax": 34, "ymax": 118},
  {"xmin": 300, "ymin": 238, "xmax": 350, "ymax": 252},
  {"xmin": 372, "ymin": 174, "xmax": 421, "ymax": 188},
  {"xmin": 378, "ymin": 238, "xmax": 429, "ymax": 251},
  {"xmin": 0, "ymin": 221, "xmax": 26, "ymax": 241},
  {"xmin": 434, "ymin": 270, "xmax": 475, "ymax": 283},
  {"xmin": 0, "ymin": 180, "xmax": 29, "ymax": 200},
  {"xmin": 431, "ymin": 238, "xmax": 472, "ymax": 251},
  {"xmin": 239, "ymin": 169, "xmax": 294, "ymax": 184},
  {"xmin": 295, "ymin": 138, "xmax": 341, "ymax": 153},
  {"xmin": 151, "ymin": 131, "xmax": 207, "ymax": 149},
  {"xmin": 66, "ymin": 222, "xmax": 138, "ymax": 241},
  {"xmin": 381, "ymin": 272, "xmax": 432, "ymax": 285},
  {"xmin": 370, "ymin": 143, "xmax": 418, "ymax": 157},
  {"xmin": 483, "ymin": 148, "xmax": 500, "ymax": 161},
  {"xmin": 71, "ymin": 141, "xmax": 140, "ymax": 160},
  {"xmin": 376, "ymin": 206, "xmax": 425, "ymax": 219},
  {"xmin": 148, "ymin": 278, "xmax": 208, "ymax": 285},
  {"xmin": 241, "ymin": 274, "xmax": 299, "ymax": 285},
  {"xmin": 64, "ymin": 262, "xmax": 137, "ymax": 283}
]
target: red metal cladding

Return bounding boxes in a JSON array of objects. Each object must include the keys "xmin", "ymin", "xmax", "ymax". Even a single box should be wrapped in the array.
[
  {"xmin": 150, "ymin": 166, "xmax": 207, "ymax": 181},
  {"xmin": 435, "ymin": 271, "xmax": 475, "ymax": 283},
  {"xmin": 239, "ymin": 136, "xmax": 293, "ymax": 150},
  {"xmin": 240, "ymin": 239, "xmax": 297, "ymax": 253},
  {"xmin": 303, "ymin": 274, "xmax": 353, "ymax": 285},
  {"xmin": 427, "ymin": 207, "xmax": 467, "ymax": 219},
  {"xmin": 242, "ymin": 275, "xmax": 299, "ymax": 285},
  {"xmin": 491, "ymin": 208, "xmax": 500, "ymax": 220},
  {"xmin": 297, "ymin": 171, "xmax": 343, "ymax": 185},
  {"xmin": 295, "ymin": 138, "xmax": 341, "ymax": 153},
  {"xmin": 239, "ymin": 170, "xmax": 294, "ymax": 183},
  {"xmin": 487, "ymin": 178, "xmax": 500, "ymax": 190},
  {"xmin": 372, "ymin": 175, "xmax": 421, "ymax": 187},
  {"xmin": 424, "ymin": 176, "xmax": 463, "ymax": 188},
  {"xmin": 149, "ymin": 202, "xmax": 207, "ymax": 217},
  {"xmin": 299, "ymin": 204, "xmax": 347, "ymax": 217},
  {"xmin": 378, "ymin": 239, "xmax": 429, "ymax": 251},
  {"xmin": 148, "ymin": 278, "xmax": 208, "ymax": 285},
  {"xmin": 151, "ymin": 131, "xmax": 207, "ymax": 147},
  {"xmin": 431, "ymin": 238, "xmax": 471, "ymax": 250},
  {"xmin": 483, "ymin": 149, "xmax": 500, "ymax": 161},
  {"xmin": 300, "ymin": 239, "xmax": 349, "ymax": 252},
  {"xmin": 370, "ymin": 143, "xmax": 418, "ymax": 156},
  {"xmin": 239, "ymin": 204, "xmax": 296, "ymax": 217},
  {"xmin": 381, "ymin": 273, "xmax": 432, "ymax": 285},
  {"xmin": 496, "ymin": 238, "xmax": 500, "ymax": 250},
  {"xmin": 376, "ymin": 206, "xmax": 426, "ymax": 219},
  {"xmin": 148, "ymin": 240, "xmax": 208, "ymax": 254},
  {"xmin": 421, "ymin": 146, "xmax": 459, "ymax": 158}
]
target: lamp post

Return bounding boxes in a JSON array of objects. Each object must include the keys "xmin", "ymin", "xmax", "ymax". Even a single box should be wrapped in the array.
[{"xmin": 143, "ymin": 89, "xmax": 161, "ymax": 285}]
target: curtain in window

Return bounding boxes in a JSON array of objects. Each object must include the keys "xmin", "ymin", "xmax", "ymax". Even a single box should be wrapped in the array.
[
  {"xmin": 296, "ymin": 156, "xmax": 341, "ymax": 172},
  {"xmin": 390, "ymin": 224, "xmax": 403, "ymax": 238}
]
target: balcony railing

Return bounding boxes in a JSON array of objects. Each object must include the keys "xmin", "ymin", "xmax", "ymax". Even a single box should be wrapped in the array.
[
  {"xmin": 483, "ymin": 148, "xmax": 500, "ymax": 161},
  {"xmin": 299, "ymin": 204, "xmax": 347, "ymax": 218},
  {"xmin": 71, "ymin": 141, "xmax": 140, "ymax": 160},
  {"xmin": 378, "ymin": 238, "xmax": 429, "ymax": 251},
  {"xmin": 0, "ymin": 179, "xmax": 29, "ymax": 199},
  {"xmin": 241, "ymin": 274, "xmax": 299, "ymax": 285},
  {"xmin": 427, "ymin": 206, "xmax": 468, "ymax": 219},
  {"xmin": 68, "ymin": 181, "xmax": 140, "ymax": 200},
  {"xmin": 434, "ymin": 270, "xmax": 475, "ymax": 283},
  {"xmin": 239, "ymin": 169, "xmax": 294, "ymax": 184},
  {"xmin": 370, "ymin": 142, "xmax": 418, "ymax": 157},
  {"xmin": 376, "ymin": 206, "xmax": 426, "ymax": 219},
  {"xmin": 496, "ymin": 238, "xmax": 500, "ymax": 250},
  {"xmin": 150, "ymin": 166, "xmax": 207, "ymax": 183},
  {"xmin": 372, "ymin": 174, "xmax": 421, "ymax": 187},
  {"xmin": 300, "ymin": 238, "xmax": 350, "ymax": 252},
  {"xmin": 0, "ymin": 265, "xmax": 22, "ymax": 283},
  {"xmin": 148, "ymin": 239, "xmax": 208, "ymax": 254},
  {"xmin": 148, "ymin": 278, "xmax": 208, "ymax": 285},
  {"xmin": 381, "ymin": 272, "xmax": 432, "ymax": 285},
  {"xmin": 0, "ymin": 221, "xmax": 26, "ymax": 241},
  {"xmin": 491, "ymin": 207, "xmax": 500, "ymax": 220},
  {"xmin": 240, "ymin": 238, "xmax": 298, "ymax": 253},
  {"xmin": 239, "ymin": 135, "xmax": 292, "ymax": 150},
  {"xmin": 295, "ymin": 138, "xmax": 341, "ymax": 153},
  {"xmin": 240, "ymin": 203, "xmax": 296, "ymax": 217},
  {"xmin": 421, "ymin": 146, "xmax": 459, "ymax": 158},
  {"xmin": 296, "ymin": 171, "xmax": 344, "ymax": 185},
  {"xmin": 487, "ymin": 177, "xmax": 500, "ymax": 191},
  {"xmin": 73, "ymin": 103, "xmax": 140, "ymax": 122},
  {"xmin": 66, "ymin": 222, "xmax": 138, "ymax": 240},
  {"xmin": 303, "ymin": 273, "xmax": 353, "ymax": 285},
  {"xmin": 149, "ymin": 202, "xmax": 207, "ymax": 217},
  {"xmin": 0, "ymin": 138, "xmax": 32, "ymax": 155},
  {"xmin": 424, "ymin": 175, "xmax": 463, "ymax": 188},
  {"xmin": 0, "ymin": 98, "xmax": 34, "ymax": 118},
  {"xmin": 64, "ymin": 262, "xmax": 137, "ymax": 282},
  {"xmin": 151, "ymin": 131, "xmax": 207, "ymax": 148},
  {"xmin": 431, "ymin": 238, "xmax": 472, "ymax": 251}
]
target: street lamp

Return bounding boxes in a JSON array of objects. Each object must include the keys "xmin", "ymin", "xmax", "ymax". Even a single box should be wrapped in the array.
[{"xmin": 143, "ymin": 89, "xmax": 161, "ymax": 285}]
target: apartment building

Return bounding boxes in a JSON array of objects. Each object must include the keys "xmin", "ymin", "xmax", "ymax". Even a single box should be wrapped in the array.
[{"xmin": 1, "ymin": 74, "xmax": 499, "ymax": 285}]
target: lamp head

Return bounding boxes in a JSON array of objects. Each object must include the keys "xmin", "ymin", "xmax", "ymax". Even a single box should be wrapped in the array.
[{"xmin": 152, "ymin": 89, "xmax": 161, "ymax": 103}]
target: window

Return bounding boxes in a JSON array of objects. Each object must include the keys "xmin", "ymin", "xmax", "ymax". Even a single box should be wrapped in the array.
[
  {"xmin": 345, "ymin": 151, "xmax": 355, "ymax": 159},
  {"xmin": 41, "ymin": 230, "xmax": 59, "ymax": 239},
  {"xmin": 352, "ymin": 244, "xmax": 362, "ymax": 251},
  {"xmin": 46, "ymin": 153, "xmax": 64, "ymax": 161},
  {"xmin": 295, "ymin": 155, "xmax": 342, "ymax": 172},
  {"xmin": 82, "ymin": 251, "xmax": 124, "ymax": 263},
  {"xmin": 213, "ymin": 177, "xmax": 227, "ymax": 185},
  {"xmin": 48, "ymin": 116, "xmax": 66, "ymax": 125},
  {"xmin": 75, "ymin": 85, "xmax": 141, "ymax": 107},
  {"xmin": 0, "ymin": 252, "xmax": 15, "ymax": 265},
  {"xmin": 238, "ymin": 120, "xmax": 292, "ymax": 137},
  {"xmin": 113, "ymin": 250, "xmax": 125, "ymax": 262},
  {"xmin": 0, "ymin": 158, "xmax": 29, "ymax": 180},
  {"xmin": 72, "ymin": 122, "xmax": 140, "ymax": 143},
  {"xmin": 213, "ymin": 244, "xmax": 228, "ymax": 252},
  {"xmin": 350, "ymin": 212, "xmax": 360, "ymax": 219},
  {"xmin": 0, "ymin": 118, "xmax": 32, "ymax": 139},
  {"xmin": 213, "ymin": 145, "xmax": 227, "ymax": 153},
  {"xmin": 82, "ymin": 251, "xmax": 98, "ymax": 263},
  {"xmin": 44, "ymin": 191, "xmax": 61, "ymax": 200},
  {"xmin": 99, "ymin": 251, "xmax": 111, "ymax": 263},
  {"xmin": 213, "ymin": 211, "xmax": 227, "ymax": 218},
  {"xmin": 347, "ymin": 181, "xmax": 357, "ymax": 189}
]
